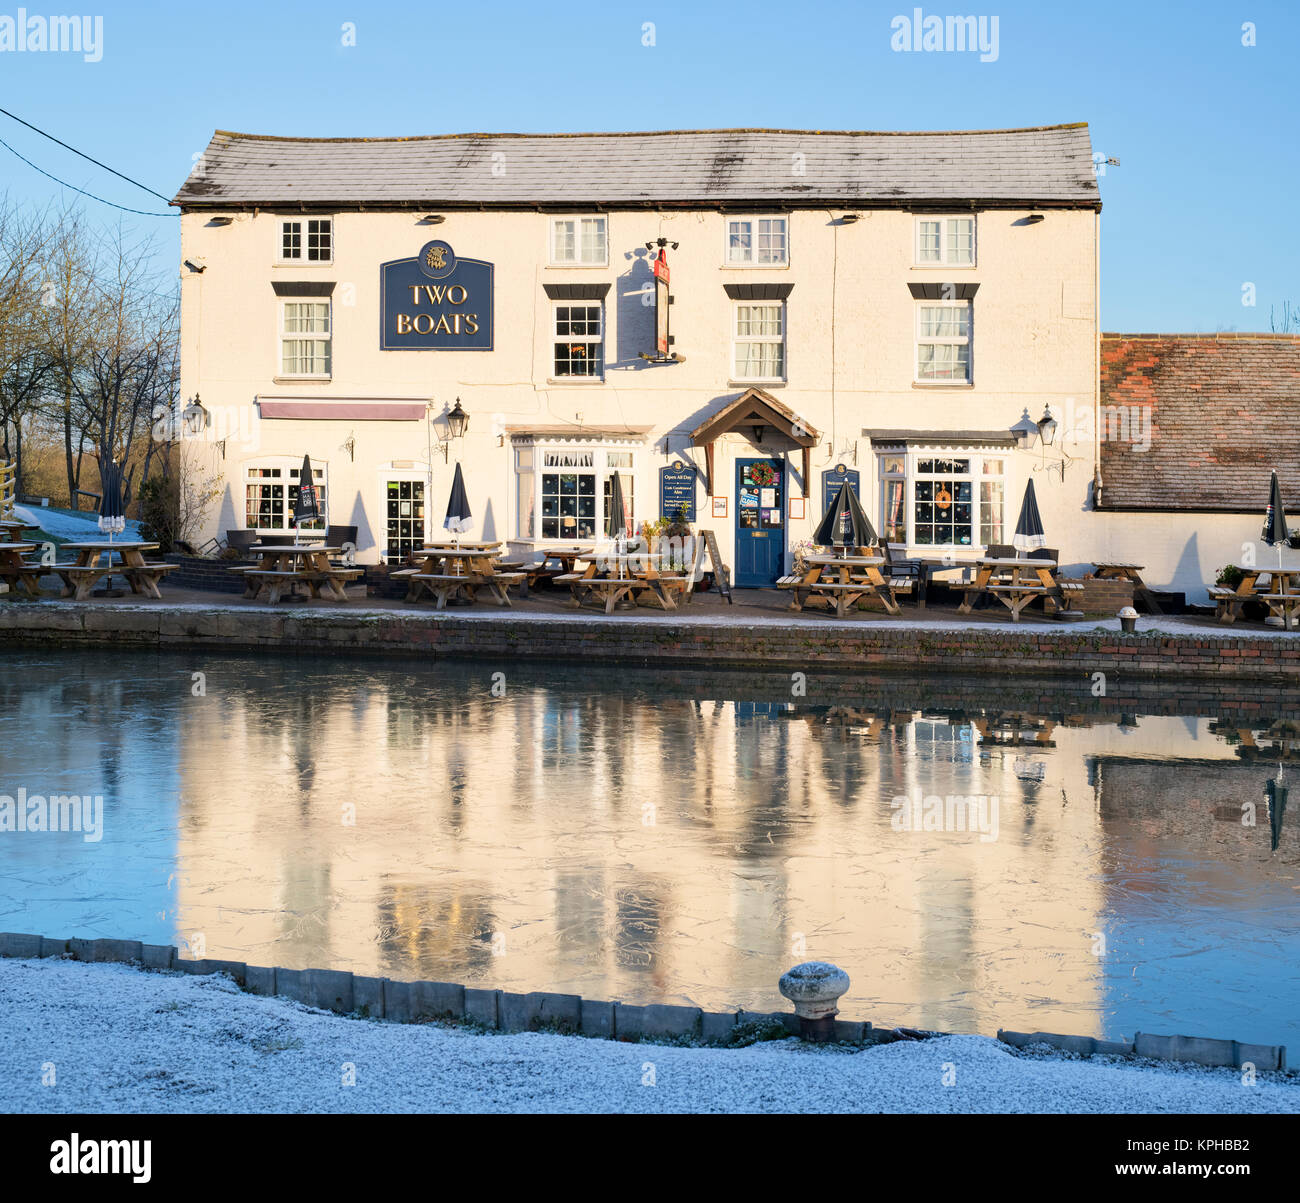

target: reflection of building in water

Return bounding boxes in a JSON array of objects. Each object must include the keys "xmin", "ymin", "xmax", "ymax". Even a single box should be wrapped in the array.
[{"xmin": 166, "ymin": 672, "xmax": 1296, "ymax": 1038}]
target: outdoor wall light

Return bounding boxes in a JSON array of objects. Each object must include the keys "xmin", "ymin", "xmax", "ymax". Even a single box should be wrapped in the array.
[
  {"xmin": 840, "ymin": 213, "xmax": 862, "ymax": 224},
  {"xmin": 1037, "ymin": 405, "xmax": 1059, "ymax": 446},
  {"xmin": 446, "ymin": 398, "xmax": 469, "ymax": 440},
  {"xmin": 207, "ymin": 216, "xmax": 234, "ymax": 227},
  {"xmin": 421, "ymin": 214, "xmax": 446, "ymax": 224},
  {"xmin": 1011, "ymin": 408, "xmax": 1039, "ymax": 450},
  {"xmin": 182, "ymin": 395, "xmax": 209, "ymax": 437},
  {"xmin": 1023, "ymin": 214, "xmax": 1046, "ymax": 224}
]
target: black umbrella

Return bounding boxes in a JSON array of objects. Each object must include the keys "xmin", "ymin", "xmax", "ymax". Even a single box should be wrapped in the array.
[
  {"xmin": 443, "ymin": 461, "xmax": 472, "ymax": 541},
  {"xmin": 606, "ymin": 470, "xmax": 627, "ymax": 542},
  {"xmin": 813, "ymin": 481, "xmax": 877, "ymax": 554},
  {"xmin": 293, "ymin": 453, "xmax": 320, "ymax": 533},
  {"xmin": 1262, "ymin": 469, "xmax": 1289, "ymax": 568},
  {"xmin": 1266, "ymin": 775, "xmax": 1288, "ymax": 852},
  {"xmin": 96, "ymin": 455, "xmax": 125, "ymax": 540},
  {"xmin": 1012, "ymin": 478, "xmax": 1046, "ymax": 552}
]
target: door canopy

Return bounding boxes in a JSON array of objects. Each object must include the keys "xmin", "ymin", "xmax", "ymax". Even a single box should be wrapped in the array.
[{"xmin": 690, "ymin": 388, "xmax": 821, "ymax": 495}]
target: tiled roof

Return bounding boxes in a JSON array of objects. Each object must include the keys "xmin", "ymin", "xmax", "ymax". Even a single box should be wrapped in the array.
[
  {"xmin": 1098, "ymin": 334, "xmax": 1300, "ymax": 511},
  {"xmin": 173, "ymin": 125, "xmax": 1100, "ymax": 209}
]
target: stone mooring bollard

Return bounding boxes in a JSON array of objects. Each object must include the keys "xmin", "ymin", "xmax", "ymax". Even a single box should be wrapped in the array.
[{"xmin": 779, "ymin": 961, "xmax": 850, "ymax": 1042}]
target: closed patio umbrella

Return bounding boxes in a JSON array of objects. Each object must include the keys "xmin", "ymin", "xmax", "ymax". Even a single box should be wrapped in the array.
[
  {"xmin": 293, "ymin": 453, "xmax": 320, "ymax": 536},
  {"xmin": 606, "ymin": 469, "xmax": 627, "ymax": 545},
  {"xmin": 1266, "ymin": 774, "xmax": 1288, "ymax": 852},
  {"xmin": 97, "ymin": 455, "xmax": 125, "ymax": 540},
  {"xmin": 1262, "ymin": 469, "xmax": 1289, "ymax": 569},
  {"xmin": 1012, "ymin": 478, "xmax": 1046, "ymax": 552},
  {"xmin": 813, "ymin": 481, "xmax": 877, "ymax": 555},
  {"xmin": 443, "ymin": 461, "xmax": 472, "ymax": 545}
]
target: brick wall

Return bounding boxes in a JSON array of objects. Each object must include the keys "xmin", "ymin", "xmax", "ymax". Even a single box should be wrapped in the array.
[
  {"xmin": 2, "ymin": 605, "xmax": 1299, "ymax": 684},
  {"xmin": 163, "ymin": 554, "xmax": 254, "ymax": 594}
]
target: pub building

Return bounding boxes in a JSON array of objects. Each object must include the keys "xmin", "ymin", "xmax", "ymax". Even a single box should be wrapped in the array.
[{"xmin": 173, "ymin": 124, "xmax": 1286, "ymax": 602}]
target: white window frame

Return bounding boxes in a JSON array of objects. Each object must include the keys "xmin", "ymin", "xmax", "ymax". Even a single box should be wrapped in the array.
[
  {"xmin": 380, "ymin": 467, "xmax": 431, "ymax": 563},
  {"xmin": 876, "ymin": 449, "xmax": 1006, "ymax": 551},
  {"xmin": 551, "ymin": 301, "xmax": 605, "ymax": 380},
  {"xmin": 549, "ymin": 216, "xmax": 608, "ymax": 267},
  {"xmin": 513, "ymin": 440, "xmax": 638, "ymax": 543},
  {"xmin": 914, "ymin": 299, "xmax": 972, "ymax": 386},
  {"xmin": 914, "ymin": 215, "xmax": 976, "ymax": 267},
  {"xmin": 277, "ymin": 217, "xmax": 334, "ymax": 265},
  {"xmin": 724, "ymin": 215, "xmax": 790, "ymax": 267},
  {"xmin": 243, "ymin": 457, "xmax": 329, "ymax": 534},
  {"xmin": 278, "ymin": 299, "xmax": 332, "ymax": 380},
  {"xmin": 732, "ymin": 301, "xmax": 787, "ymax": 383}
]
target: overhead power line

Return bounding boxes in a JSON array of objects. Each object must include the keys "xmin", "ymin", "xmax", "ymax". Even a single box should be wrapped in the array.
[{"xmin": 0, "ymin": 105, "xmax": 177, "ymax": 216}]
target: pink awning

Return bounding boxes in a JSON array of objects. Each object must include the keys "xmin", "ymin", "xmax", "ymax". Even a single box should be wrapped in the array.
[{"xmin": 257, "ymin": 399, "xmax": 427, "ymax": 421}]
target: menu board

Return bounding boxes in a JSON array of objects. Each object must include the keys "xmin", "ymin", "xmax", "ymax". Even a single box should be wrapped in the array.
[{"xmin": 659, "ymin": 462, "xmax": 697, "ymax": 521}]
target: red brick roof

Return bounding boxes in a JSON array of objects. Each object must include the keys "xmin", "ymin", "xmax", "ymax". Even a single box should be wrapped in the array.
[{"xmin": 1098, "ymin": 333, "xmax": 1300, "ymax": 511}]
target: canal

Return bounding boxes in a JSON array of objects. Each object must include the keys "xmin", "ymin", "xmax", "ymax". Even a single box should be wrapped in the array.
[{"xmin": 1, "ymin": 648, "xmax": 1296, "ymax": 1050}]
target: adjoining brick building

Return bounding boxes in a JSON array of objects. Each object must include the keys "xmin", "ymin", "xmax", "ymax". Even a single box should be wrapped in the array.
[{"xmin": 1095, "ymin": 333, "xmax": 1300, "ymax": 599}]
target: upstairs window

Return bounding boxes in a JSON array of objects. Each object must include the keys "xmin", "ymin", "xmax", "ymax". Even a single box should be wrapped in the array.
[
  {"xmin": 550, "ymin": 217, "xmax": 607, "ymax": 266},
  {"xmin": 280, "ymin": 218, "xmax": 333, "ymax": 263},
  {"xmin": 726, "ymin": 216, "xmax": 788, "ymax": 266},
  {"xmin": 916, "ymin": 216, "xmax": 975, "ymax": 266},
  {"xmin": 733, "ymin": 302, "xmax": 786, "ymax": 381},
  {"xmin": 916, "ymin": 300, "xmax": 972, "ymax": 384},
  {"xmin": 280, "ymin": 300, "xmax": 332, "ymax": 378},
  {"xmin": 552, "ymin": 304, "xmax": 604, "ymax": 378}
]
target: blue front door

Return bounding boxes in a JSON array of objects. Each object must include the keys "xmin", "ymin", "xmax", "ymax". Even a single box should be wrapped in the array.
[{"xmin": 735, "ymin": 458, "xmax": 785, "ymax": 587}]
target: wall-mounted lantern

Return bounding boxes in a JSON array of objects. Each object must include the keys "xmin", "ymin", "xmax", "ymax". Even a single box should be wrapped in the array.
[
  {"xmin": 182, "ymin": 395, "xmax": 209, "ymax": 438},
  {"xmin": 1036, "ymin": 405, "xmax": 1059, "ymax": 447}
]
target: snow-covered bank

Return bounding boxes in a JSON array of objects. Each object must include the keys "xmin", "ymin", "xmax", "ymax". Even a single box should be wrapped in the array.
[
  {"xmin": 13, "ymin": 505, "xmax": 141, "ymax": 542},
  {"xmin": 1, "ymin": 958, "xmax": 1295, "ymax": 1113}
]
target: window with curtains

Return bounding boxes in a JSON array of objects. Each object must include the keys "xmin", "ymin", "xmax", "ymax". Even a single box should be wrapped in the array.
[
  {"xmin": 915, "ymin": 215, "xmax": 975, "ymax": 266},
  {"xmin": 877, "ymin": 452, "xmax": 1004, "ymax": 549},
  {"xmin": 516, "ymin": 445, "xmax": 636, "ymax": 540},
  {"xmin": 916, "ymin": 300, "xmax": 972, "ymax": 384},
  {"xmin": 733, "ymin": 302, "xmax": 785, "ymax": 381},
  {"xmin": 726, "ymin": 216, "xmax": 789, "ymax": 265},
  {"xmin": 550, "ymin": 216, "xmax": 607, "ymax": 266},
  {"xmin": 279, "ymin": 300, "xmax": 332, "ymax": 378},
  {"xmin": 245, "ymin": 461, "xmax": 328, "ymax": 532}
]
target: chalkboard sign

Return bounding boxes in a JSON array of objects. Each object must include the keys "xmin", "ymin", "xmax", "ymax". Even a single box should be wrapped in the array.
[
  {"xmin": 821, "ymin": 465, "xmax": 861, "ymax": 514},
  {"xmin": 660, "ymin": 461, "xmax": 697, "ymax": 521}
]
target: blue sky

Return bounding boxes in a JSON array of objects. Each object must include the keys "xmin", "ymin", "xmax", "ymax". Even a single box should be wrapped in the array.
[{"xmin": 0, "ymin": 0, "xmax": 1295, "ymax": 331}]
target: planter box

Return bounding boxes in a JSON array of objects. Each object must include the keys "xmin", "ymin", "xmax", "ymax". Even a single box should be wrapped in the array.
[{"xmin": 163, "ymin": 553, "xmax": 255, "ymax": 593}]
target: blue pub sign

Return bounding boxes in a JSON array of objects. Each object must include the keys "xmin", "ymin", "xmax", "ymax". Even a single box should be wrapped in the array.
[
  {"xmin": 380, "ymin": 240, "xmax": 494, "ymax": 350},
  {"xmin": 660, "ymin": 461, "xmax": 697, "ymax": 521},
  {"xmin": 821, "ymin": 464, "xmax": 861, "ymax": 511}
]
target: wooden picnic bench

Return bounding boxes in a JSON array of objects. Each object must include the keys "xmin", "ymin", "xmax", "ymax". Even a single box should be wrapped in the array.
[
  {"xmin": 407, "ymin": 570, "xmax": 526, "ymax": 610},
  {"xmin": 56, "ymin": 541, "xmax": 176, "ymax": 600},
  {"xmin": 0, "ymin": 542, "xmax": 45, "ymax": 597},
  {"xmin": 957, "ymin": 557, "xmax": 1078, "ymax": 623},
  {"xmin": 1211, "ymin": 567, "xmax": 1300, "ymax": 629},
  {"xmin": 779, "ymin": 554, "xmax": 906, "ymax": 617},
  {"xmin": 235, "ymin": 544, "xmax": 361, "ymax": 603},
  {"xmin": 1092, "ymin": 561, "xmax": 1163, "ymax": 614}
]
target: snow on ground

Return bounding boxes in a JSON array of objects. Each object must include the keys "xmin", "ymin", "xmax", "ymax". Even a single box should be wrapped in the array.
[
  {"xmin": 13, "ymin": 505, "xmax": 141, "ymax": 542},
  {"xmin": 2, "ymin": 958, "xmax": 1295, "ymax": 1113}
]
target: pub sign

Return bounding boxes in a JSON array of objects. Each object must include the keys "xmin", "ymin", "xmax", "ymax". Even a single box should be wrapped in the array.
[
  {"xmin": 380, "ymin": 240, "xmax": 494, "ymax": 350},
  {"xmin": 660, "ymin": 460, "xmax": 697, "ymax": 521},
  {"xmin": 821, "ymin": 464, "xmax": 861, "ymax": 511}
]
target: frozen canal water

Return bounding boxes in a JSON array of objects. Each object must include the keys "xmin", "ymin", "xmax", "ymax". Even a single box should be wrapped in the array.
[{"xmin": 1, "ymin": 648, "xmax": 1297, "ymax": 1051}]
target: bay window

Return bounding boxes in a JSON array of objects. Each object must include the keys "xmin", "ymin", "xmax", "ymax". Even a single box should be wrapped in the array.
[
  {"xmin": 876, "ymin": 451, "xmax": 1005, "ymax": 550},
  {"xmin": 515, "ymin": 443, "xmax": 637, "ymax": 541}
]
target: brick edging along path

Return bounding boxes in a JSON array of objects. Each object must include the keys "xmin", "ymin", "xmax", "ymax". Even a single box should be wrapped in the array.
[
  {"xmin": 1, "ymin": 602, "xmax": 1299, "ymax": 681},
  {"xmin": 0, "ymin": 933, "xmax": 1288, "ymax": 1073}
]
